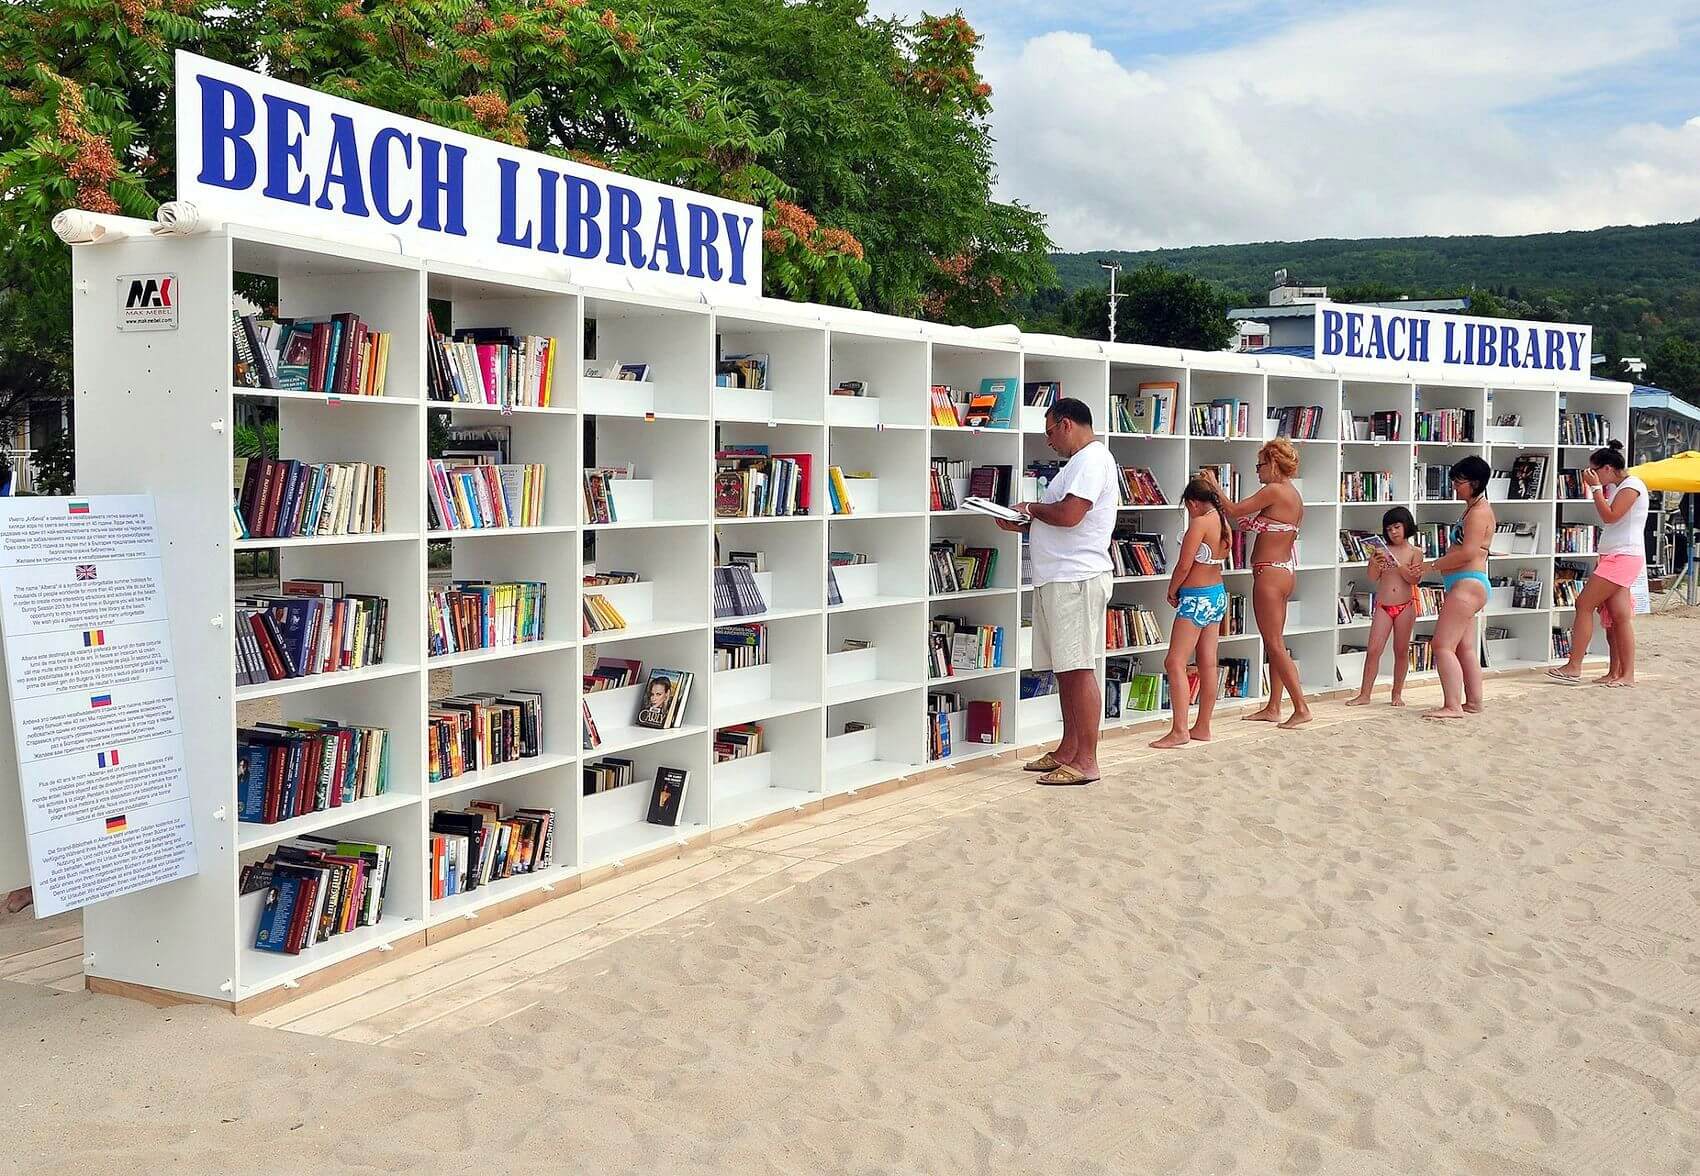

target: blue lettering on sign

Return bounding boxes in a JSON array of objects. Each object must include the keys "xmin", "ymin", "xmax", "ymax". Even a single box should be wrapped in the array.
[
  {"xmin": 606, "ymin": 185, "xmax": 646, "ymax": 268},
  {"xmin": 198, "ymin": 75, "xmax": 257, "ymax": 190},
  {"xmin": 370, "ymin": 128, "xmax": 413, "ymax": 225},
  {"xmin": 315, "ymin": 113, "xmax": 370, "ymax": 216},
  {"xmin": 261, "ymin": 95, "xmax": 310, "ymax": 204},
  {"xmin": 687, "ymin": 203, "xmax": 722, "ymax": 280},
  {"xmin": 562, "ymin": 174, "xmax": 603, "ymax": 260},
  {"xmin": 417, "ymin": 137, "xmax": 467, "ymax": 236},
  {"xmin": 497, "ymin": 158, "xmax": 533, "ymax": 248},
  {"xmin": 724, "ymin": 213, "xmax": 756, "ymax": 286},
  {"xmin": 647, "ymin": 196, "xmax": 685, "ymax": 275}
]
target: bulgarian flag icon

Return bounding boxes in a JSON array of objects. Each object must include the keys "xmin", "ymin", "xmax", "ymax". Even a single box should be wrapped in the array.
[{"xmin": 68, "ymin": 500, "xmax": 90, "ymax": 515}]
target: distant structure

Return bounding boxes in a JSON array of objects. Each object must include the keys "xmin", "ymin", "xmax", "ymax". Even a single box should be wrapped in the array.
[
  {"xmin": 1621, "ymin": 356, "xmax": 1648, "ymax": 377},
  {"xmin": 1227, "ymin": 270, "xmax": 1468, "ymax": 353}
]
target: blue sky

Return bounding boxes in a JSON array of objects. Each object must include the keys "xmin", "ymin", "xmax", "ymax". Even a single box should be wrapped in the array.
[{"xmin": 905, "ymin": 0, "xmax": 1700, "ymax": 250}]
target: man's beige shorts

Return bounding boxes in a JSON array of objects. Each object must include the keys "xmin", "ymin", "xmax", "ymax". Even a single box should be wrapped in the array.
[{"xmin": 1032, "ymin": 573, "xmax": 1111, "ymax": 673}]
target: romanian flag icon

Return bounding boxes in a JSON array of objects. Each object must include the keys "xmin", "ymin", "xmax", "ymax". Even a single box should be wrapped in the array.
[
  {"xmin": 97, "ymin": 750, "xmax": 120, "ymax": 768},
  {"xmin": 83, "ymin": 629, "xmax": 106, "ymax": 647},
  {"xmin": 90, "ymin": 693, "xmax": 112, "ymax": 708},
  {"xmin": 104, "ymin": 814, "xmax": 127, "ymax": 835},
  {"xmin": 68, "ymin": 501, "xmax": 90, "ymax": 515}
]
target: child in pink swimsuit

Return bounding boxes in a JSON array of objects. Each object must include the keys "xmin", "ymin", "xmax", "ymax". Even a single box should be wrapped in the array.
[{"xmin": 1347, "ymin": 506, "xmax": 1424, "ymax": 707}]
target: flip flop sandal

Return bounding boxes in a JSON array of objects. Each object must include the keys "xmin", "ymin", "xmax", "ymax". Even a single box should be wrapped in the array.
[
  {"xmin": 1024, "ymin": 752, "xmax": 1060, "ymax": 772},
  {"xmin": 1038, "ymin": 764, "xmax": 1098, "ymax": 786},
  {"xmin": 1546, "ymin": 670, "xmax": 1582, "ymax": 686}
]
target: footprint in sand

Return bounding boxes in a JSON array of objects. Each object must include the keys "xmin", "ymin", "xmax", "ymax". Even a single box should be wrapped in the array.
[
  {"xmin": 1238, "ymin": 1039, "xmax": 1272, "ymax": 1066},
  {"xmin": 1266, "ymin": 1078, "xmax": 1299, "ymax": 1113}
]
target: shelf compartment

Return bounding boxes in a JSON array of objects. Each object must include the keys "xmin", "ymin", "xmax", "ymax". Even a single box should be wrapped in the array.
[
  {"xmin": 237, "ymin": 791, "xmax": 419, "ymax": 852},
  {"xmin": 428, "ymin": 750, "xmax": 578, "ymax": 801},
  {"xmin": 235, "ymin": 662, "xmax": 419, "ymax": 703}
]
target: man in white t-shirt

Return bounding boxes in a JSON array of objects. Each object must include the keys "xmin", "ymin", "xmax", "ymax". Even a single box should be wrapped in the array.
[{"xmin": 998, "ymin": 398, "xmax": 1117, "ymax": 785}]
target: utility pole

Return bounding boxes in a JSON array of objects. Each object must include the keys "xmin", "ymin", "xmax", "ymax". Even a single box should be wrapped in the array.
[{"xmin": 1099, "ymin": 259, "xmax": 1124, "ymax": 342}]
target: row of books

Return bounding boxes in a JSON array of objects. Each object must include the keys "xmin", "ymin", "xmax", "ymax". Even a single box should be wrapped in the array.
[
  {"xmin": 1023, "ymin": 381, "xmax": 1061, "ymax": 407},
  {"xmin": 581, "ymin": 759, "xmax": 690, "ymax": 825},
  {"xmin": 1218, "ymin": 593, "xmax": 1248, "ymax": 637},
  {"xmin": 1109, "ymin": 383, "xmax": 1179, "ymax": 435},
  {"xmin": 1414, "ymin": 463, "xmax": 1454, "ymax": 502},
  {"xmin": 1559, "ymin": 411, "xmax": 1612, "ymax": 447},
  {"xmin": 1554, "ymin": 562, "xmax": 1588, "ymax": 606},
  {"xmin": 427, "ymin": 460, "xmax": 547, "ymax": 530},
  {"xmin": 429, "ymin": 581, "xmax": 547, "ymax": 658},
  {"xmin": 1557, "ymin": 468, "xmax": 1589, "ymax": 500},
  {"xmin": 1345, "ymin": 411, "xmax": 1403, "ymax": 442},
  {"xmin": 1551, "ymin": 628, "xmax": 1573, "ymax": 660},
  {"xmin": 235, "ymin": 458, "xmax": 387, "ymax": 539},
  {"xmin": 716, "ymin": 353, "xmax": 769, "ymax": 389},
  {"xmin": 929, "ymin": 461, "xmax": 1013, "ymax": 511},
  {"xmin": 245, "ymin": 836, "xmax": 392, "ymax": 955},
  {"xmin": 235, "ymin": 585, "xmax": 387, "ymax": 685},
  {"xmin": 1555, "ymin": 524, "xmax": 1598, "ymax": 554},
  {"xmin": 928, "ymin": 616, "xmax": 1003, "ymax": 677},
  {"xmin": 429, "ymin": 802, "xmax": 554, "ymax": 900},
  {"xmin": 1115, "ymin": 466, "xmax": 1167, "ymax": 507},
  {"xmin": 930, "ymin": 379, "xmax": 1019, "ymax": 428},
  {"xmin": 427, "ymin": 316, "xmax": 559, "ymax": 407},
  {"xmin": 827, "ymin": 467, "xmax": 872, "ymax": 514},
  {"xmin": 1501, "ymin": 569, "xmax": 1544, "ymax": 609},
  {"xmin": 1268, "ymin": 405, "xmax": 1324, "ymax": 440},
  {"xmin": 232, "ymin": 311, "xmax": 392, "ymax": 397},
  {"xmin": 1106, "ymin": 604, "xmax": 1162, "ymax": 651},
  {"xmin": 1340, "ymin": 470, "xmax": 1398, "ymax": 503},
  {"xmin": 1110, "ymin": 532, "xmax": 1168, "ymax": 577},
  {"xmin": 1493, "ymin": 455, "xmax": 1548, "ymax": 501},
  {"xmin": 237, "ymin": 722, "xmax": 390, "ymax": 825},
  {"xmin": 1415, "ymin": 408, "xmax": 1475, "ymax": 443},
  {"xmin": 715, "ymin": 447, "xmax": 810, "ymax": 517},
  {"xmin": 1191, "ymin": 398, "xmax": 1253, "ymax": 439},
  {"xmin": 929, "ymin": 541, "xmax": 997, "ymax": 594},
  {"xmin": 925, "ymin": 694, "xmax": 1002, "ymax": 758},
  {"xmin": 1195, "ymin": 462, "xmax": 1241, "ymax": 501},
  {"xmin": 584, "ymin": 656, "xmax": 644, "ymax": 694},
  {"xmin": 714, "ymin": 722, "xmax": 763, "ymax": 761},
  {"xmin": 1342, "ymin": 637, "xmax": 1435, "ymax": 673},
  {"xmin": 428, "ymin": 691, "xmax": 543, "ymax": 784},
  {"xmin": 714, "ymin": 623, "xmax": 767, "ymax": 670},
  {"xmin": 1417, "ymin": 523, "xmax": 1451, "ymax": 560},
  {"xmin": 582, "ymin": 465, "xmax": 633, "ymax": 524},
  {"xmin": 583, "ymin": 592, "xmax": 628, "ymax": 634},
  {"xmin": 712, "ymin": 560, "xmax": 769, "ymax": 618}
]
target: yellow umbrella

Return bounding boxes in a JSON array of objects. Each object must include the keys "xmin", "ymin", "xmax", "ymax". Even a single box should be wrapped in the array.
[
  {"xmin": 1629, "ymin": 451, "xmax": 1700, "ymax": 493},
  {"xmin": 1627, "ymin": 451, "xmax": 1700, "ymax": 602}
]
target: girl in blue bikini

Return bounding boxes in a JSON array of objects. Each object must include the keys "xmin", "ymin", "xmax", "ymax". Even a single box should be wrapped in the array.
[
  {"xmin": 1151, "ymin": 478, "xmax": 1232, "ymax": 749},
  {"xmin": 1423, "ymin": 455, "xmax": 1496, "ymax": 719}
]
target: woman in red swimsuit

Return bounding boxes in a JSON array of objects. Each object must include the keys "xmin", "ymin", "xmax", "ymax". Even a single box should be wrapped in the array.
[
  {"xmin": 1200, "ymin": 439, "xmax": 1311, "ymax": 728},
  {"xmin": 1346, "ymin": 506, "xmax": 1424, "ymax": 707}
]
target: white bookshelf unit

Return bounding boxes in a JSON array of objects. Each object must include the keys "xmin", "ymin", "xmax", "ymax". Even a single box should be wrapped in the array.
[{"xmin": 67, "ymin": 224, "xmax": 1627, "ymax": 1011}]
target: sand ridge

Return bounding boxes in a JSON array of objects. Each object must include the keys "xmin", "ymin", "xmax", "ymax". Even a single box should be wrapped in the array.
[{"xmin": 2, "ymin": 615, "xmax": 1698, "ymax": 1173}]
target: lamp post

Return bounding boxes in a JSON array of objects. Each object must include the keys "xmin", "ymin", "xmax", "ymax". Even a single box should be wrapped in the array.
[{"xmin": 1099, "ymin": 260, "xmax": 1124, "ymax": 342}]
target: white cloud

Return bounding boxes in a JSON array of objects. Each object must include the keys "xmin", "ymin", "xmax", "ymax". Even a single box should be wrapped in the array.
[{"xmin": 975, "ymin": 0, "xmax": 1700, "ymax": 250}]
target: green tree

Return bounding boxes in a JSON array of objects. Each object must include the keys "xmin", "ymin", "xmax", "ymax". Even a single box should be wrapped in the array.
[
  {"xmin": 1048, "ymin": 265, "xmax": 1235, "ymax": 351},
  {"xmin": 1647, "ymin": 335, "xmax": 1700, "ymax": 405}
]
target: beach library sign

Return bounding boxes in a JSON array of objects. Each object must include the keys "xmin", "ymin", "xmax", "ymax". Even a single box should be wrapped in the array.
[
  {"xmin": 177, "ymin": 51, "xmax": 763, "ymax": 300},
  {"xmin": 1314, "ymin": 300, "xmax": 1593, "ymax": 380}
]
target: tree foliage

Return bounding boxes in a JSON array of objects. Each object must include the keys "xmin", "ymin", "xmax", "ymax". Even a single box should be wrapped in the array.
[
  {"xmin": 1, "ymin": 0, "xmax": 1055, "ymax": 443},
  {"xmin": 1023, "ymin": 265, "xmax": 1235, "ymax": 352}
]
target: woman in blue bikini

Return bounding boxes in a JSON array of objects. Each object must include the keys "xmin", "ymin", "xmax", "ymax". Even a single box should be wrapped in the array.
[
  {"xmin": 1151, "ymin": 477, "xmax": 1232, "ymax": 749},
  {"xmin": 1423, "ymin": 455, "xmax": 1495, "ymax": 719}
]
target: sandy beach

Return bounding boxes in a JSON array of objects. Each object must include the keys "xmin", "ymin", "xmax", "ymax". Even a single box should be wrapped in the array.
[{"xmin": 3, "ymin": 613, "xmax": 1698, "ymax": 1174}]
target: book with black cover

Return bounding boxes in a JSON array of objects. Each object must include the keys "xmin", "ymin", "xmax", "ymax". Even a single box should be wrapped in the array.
[{"xmin": 647, "ymin": 767, "xmax": 690, "ymax": 826}]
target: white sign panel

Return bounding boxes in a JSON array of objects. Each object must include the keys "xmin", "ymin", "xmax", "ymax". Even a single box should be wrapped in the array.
[
  {"xmin": 1314, "ymin": 300, "xmax": 1594, "ymax": 379},
  {"xmin": 175, "ymin": 51, "xmax": 763, "ymax": 301},
  {"xmin": 0, "ymin": 496, "xmax": 197, "ymax": 917}
]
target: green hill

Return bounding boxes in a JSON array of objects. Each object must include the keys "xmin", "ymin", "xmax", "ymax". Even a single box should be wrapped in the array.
[{"xmin": 1048, "ymin": 220, "xmax": 1700, "ymax": 367}]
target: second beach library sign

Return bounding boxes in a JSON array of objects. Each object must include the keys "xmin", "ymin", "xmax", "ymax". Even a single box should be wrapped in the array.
[
  {"xmin": 177, "ymin": 52, "xmax": 763, "ymax": 300},
  {"xmin": 1315, "ymin": 301, "xmax": 1594, "ymax": 380}
]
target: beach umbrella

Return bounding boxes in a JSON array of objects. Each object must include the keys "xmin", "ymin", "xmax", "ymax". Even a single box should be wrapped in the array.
[{"xmin": 1628, "ymin": 451, "xmax": 1700, "ymax": 604}]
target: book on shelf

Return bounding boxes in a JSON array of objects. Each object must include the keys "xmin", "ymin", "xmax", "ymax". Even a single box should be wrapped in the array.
[
  {"xmin": 978, "ymin": 377, "xmax": 1018, "ymax": 428},
  {"xmin": 1555, "ymin": 524, "xmax": 1597, "ymax": 554},
  {"xmin": 584, "ymin": 756, "xmax": 636, "ymax": 794},
  {"xmin": 429, "ymin": 581, "xmax": 547, "ymax": 656},
  {"xmin": 582, "ymin": 591, "xmax": 628, "ymax": 634},
  {"xmin": 430, "ymin": 802, "xmax": 554, "ymax": 900},
  {"xmin": 1415, "ymin": 407, "xmax": 1475, "ymax": 443},
  {"xmin": 826, "ymin": 566, "xmax": 842, "ymax": 607},
  {"xmin": 827, "ymin": 466, "xmax": 853, "ymax": 515},
  {"xmin": 715, "ymin": 446, "xmax": 810, "ymax": 517},
  {"xmin": 243, "ymin": 835, "xmax": 392, "ymax": 955},
  {"xmin": 1023, "ymin": 381, "xmax": 1060, "ymax": 408},
  {"xmin": 1218, "ymin": 593, "xmax": 1248, "ymax": 637},
  {"xmin": 715, "ymin": 353, "xmax": 769, "ymax": 389},
  {"xmin": 1109, "ymin": 531, "xmax": 1168, "ymax": 577},
  {"xmin": 965, "ymin": 698, "xmax": 1002, "ymax": 744},
  {"xmin": 235, "ymin": 458, "xmax": 387, "ymax": 539},
  {"xmin": 428, "ymin": 690, "xmax": 542, "ymax": 783},
  {"xmin": 582, "ymin": 699, "xmax": 601, "ymax": 750},
  {"xmin": 1558, "ymin": 411, "xmax": 1611, "ymax": 447},
  {"xmin": 635, "ymin": 668, "xmax": 693, "ymax": 729},
  {"xmin": 584, "ymin": 656, "xmax": 644, "ymax": 693},
  {"xmin": 928, "ymin": 540, "xmax": 998, "ymax": 593},
  {"xmin": 928, "ymin": 615, "xmax": 1003, "ymax": 677},
  {"xmin": 1345, "ymin": 411, "xmax": 1403, "ymax": 442},
  {"xmin": 233, "ymin": 310, "xmax": 392, "ymax": 397},
  {"xmin": 584, "ymin": 362, "xmax": 651, "ymax": 382},
  {"xmin": 1340, "ymin": 470, "xmax": 1397, "ymax": 503},
  {"xmin": 1415, "ymin": 463, "xmax": 1454, "ymax": 502},
  {"xmin": 925, "ymin": 691, "xmax": 959, "ymax": 760},
  {"xmin": 1503, "ymin": 454, "xmax": 1548, "ymax": 500},
  {"xmin": 237, "ymin": 721, "xmax": 390, "ymax": 824},
  {"xmin": 1110, "ymin": 381, "xmax": 1178, "ymax": 435},
  {"xmin": 1267, "ymin": 404, "xmax": 1323, "ymax": 440},
  {"xmin": 967, "ymin": 463, "xmax": 1013, "ymax": 505},
  {"xmin": 929, "ymin": 458, "xmax": 966, "ymax": 510},
  {"xmin": 234, "ymin": 588, "xmax": 387, "ymax": 686},
  {"xmin": 1191, "ymin": 397, "xmax": 1252, "ymax": 438},
  {"xmin": 831, "ymin": 379, "xmax": 867, "ymax": 397},
  {"xmin": 714, "ymin": 623, "xmax": 767, "ymax": 670},
  {"xmin": 962, "ymin": 391, "xmax": 997, "ymax": 427},
  {"xmin": 1115, "ymin": 466, "xmax": 1168, "ymax": 507},
  {"xmin": 1337, "ymin": 529, "xmax": 1377, "ymax": 563},
  {"xmin": 426, "ymin": 314, "xmax": 557, "ymax": 407},
  {"xmin": 427, "ymin": 460, "xmax": 546, "ymax": 530},
  {"xmin": 1106, "ymin": 603, "xmax": 1162, "ymax": 650},
  {"xmin": 582, "ymin": 464, "xmax": 634, "ymax": 524},
  {"xmin": 647, "ymin": 767, "xmax": 690, "ymax": 826},
  {"xmin": 1020, "ymin": 670, "xmax": 1056, "ymax": 699},
  {"xmin": 584, "ymin": 569, "xmax": 641, "ymax": 587},
  {"xmin": 1193, "ymin": 462, "xmax": 1239, "ymax": 501},
  {"xmin": 712, "ymin": 563, "xmax": 769, "ymax": 618},
  {"xmin": 714, "ymin": 722, "xmax": 763, "ymax": 761}
]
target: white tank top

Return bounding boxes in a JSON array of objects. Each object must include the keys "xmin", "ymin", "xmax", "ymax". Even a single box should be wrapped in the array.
[{"xmin": 1598, "ymin": 475, "xmax": 1648, "ymax": 556}]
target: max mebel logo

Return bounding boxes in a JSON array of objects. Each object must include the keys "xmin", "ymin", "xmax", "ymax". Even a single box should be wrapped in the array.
[{"xmin": 126, "ymin": 275, "xmax": 173, "ymax": 308}]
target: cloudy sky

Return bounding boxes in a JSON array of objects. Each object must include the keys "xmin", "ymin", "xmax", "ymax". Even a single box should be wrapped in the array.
[{"xmin": 921, "ymin": 0, "xmax": 1700, "ymax": 251}]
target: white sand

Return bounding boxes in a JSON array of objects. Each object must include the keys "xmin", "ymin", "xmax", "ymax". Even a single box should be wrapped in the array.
[{"xmin": 2, "ymin": 615, "xmax": 1699, "ymax": 1174}]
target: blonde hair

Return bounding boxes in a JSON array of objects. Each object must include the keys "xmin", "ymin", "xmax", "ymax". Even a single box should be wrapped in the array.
[{"xmin": 1258, "ymin": 438, "xmax": 1300, "ymax": 479}]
